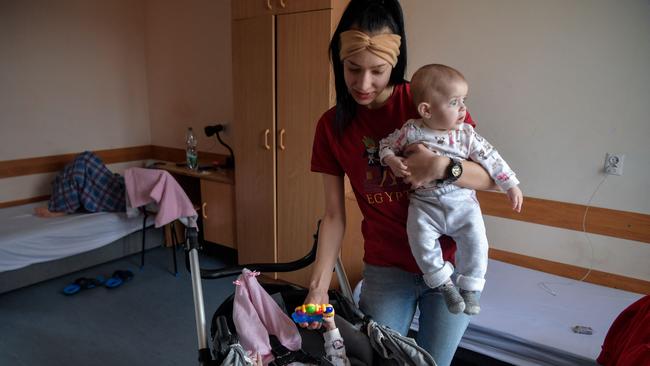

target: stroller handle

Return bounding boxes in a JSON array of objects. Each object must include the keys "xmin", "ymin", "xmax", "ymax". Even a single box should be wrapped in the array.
[{"xmin": 195, "ymin": 220, "xmax": 321, "ymax": 280}]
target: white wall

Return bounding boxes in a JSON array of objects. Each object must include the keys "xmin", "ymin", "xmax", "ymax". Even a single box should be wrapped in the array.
[
  {"xmin": 402, "ymin": 0, "xmax": 650, "ymax": 280},
  {"xmin": 0, "ymin": 0, "xmax": 151, "ymax": 160},
  {"xmin": 0, "ymin": 0, "xmax": 233, "ymax": 202},
  {"xmin": 0, "ymin": 0, "xmax": 151, "ymax": 201},
  {"xmin": 145, "ymin": 0, "xmax": 234, "ymax": 157}
]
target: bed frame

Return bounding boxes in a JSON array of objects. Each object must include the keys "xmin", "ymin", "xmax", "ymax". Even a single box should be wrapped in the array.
[
  {"xmin": 0, "ymin": 147, "xmax": 222, "ymax": 294},
  {"xmin": 0, "ymin": 226, "xmax": 161, "ymax": 294}
]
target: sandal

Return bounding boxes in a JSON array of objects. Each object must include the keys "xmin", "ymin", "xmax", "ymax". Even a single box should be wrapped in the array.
[
  {"xmin": 105, "ymin": 270, "xmax": 134, "ymax": 289},
  {"xmin": 62, "ymin": 276, "xmax": 105, "ymax": 296}
]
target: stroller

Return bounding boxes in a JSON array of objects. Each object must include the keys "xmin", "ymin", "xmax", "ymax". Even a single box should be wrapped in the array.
[{"xmin": 183, "ymin": 222, "xmax": 437, "ymax": 366}]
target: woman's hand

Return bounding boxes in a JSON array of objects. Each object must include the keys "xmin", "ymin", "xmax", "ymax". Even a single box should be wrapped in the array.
[
  {"xmin": 298, "ymin": 288, "xmax": 330, "ymax": 330},
  {"xmin": 402, "ymin": 144, "xmax": 449, "ymax": 188}
]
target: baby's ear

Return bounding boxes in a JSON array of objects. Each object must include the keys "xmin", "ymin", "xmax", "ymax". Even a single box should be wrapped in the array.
[{"xmin": 417, "ymin": 102, "xmax": 431, "ymax": 118}]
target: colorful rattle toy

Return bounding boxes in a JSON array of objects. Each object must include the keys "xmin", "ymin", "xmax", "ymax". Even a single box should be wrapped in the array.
[{"xmin": 291, "ymin": 303, "xmax": 335, "ymax": 324}]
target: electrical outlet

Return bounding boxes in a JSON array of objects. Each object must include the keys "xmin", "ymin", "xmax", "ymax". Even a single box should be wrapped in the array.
[{"xmin": 604, "ymin": 153, "xmax": 625, "ymax": 175}]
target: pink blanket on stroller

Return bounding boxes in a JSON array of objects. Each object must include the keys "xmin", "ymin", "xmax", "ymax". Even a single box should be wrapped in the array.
[{"xmin": 233, "ymin": 269, "xmax": 302, "ymax": 364}]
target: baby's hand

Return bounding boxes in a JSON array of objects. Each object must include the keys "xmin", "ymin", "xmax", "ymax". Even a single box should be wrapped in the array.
[
  {"xmin": 384, "ymin": 156, "xmax": 410, "ymax": 178},
  {"xmin": 507, "ymin": 186, "xmax": 523, "ymax": 212},
  {"xmin": 248, "ymin": 351, "xmax": 263, "ymax": 366},
  {"xmin": 321, "ymin": 315, "xmax": 337, "ymax": 331}
]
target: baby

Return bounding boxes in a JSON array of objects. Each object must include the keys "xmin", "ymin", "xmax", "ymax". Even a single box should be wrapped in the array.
[
  {"xmin": 249, "ymin": 315, "xmax": 350, "ymax": 366},
  {"xmin": 379, "ymin": 64, "xmax": 523, "ymax": 315}
]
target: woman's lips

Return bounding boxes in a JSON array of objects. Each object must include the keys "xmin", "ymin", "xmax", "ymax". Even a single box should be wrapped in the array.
[{"xmin": 353, "ymin": 90, "xmax": 373, "ymax": 101}]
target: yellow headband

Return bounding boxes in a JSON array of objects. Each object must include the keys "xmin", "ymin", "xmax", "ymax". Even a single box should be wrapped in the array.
[{"xmin": 339, "ymin": 30, "xmax": 401, "ymax": 67}]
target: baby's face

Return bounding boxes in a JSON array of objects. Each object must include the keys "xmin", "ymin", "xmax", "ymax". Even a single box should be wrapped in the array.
[{"xmin": 421, "ymin": 80, "xmax": 468, "ymax": 131}]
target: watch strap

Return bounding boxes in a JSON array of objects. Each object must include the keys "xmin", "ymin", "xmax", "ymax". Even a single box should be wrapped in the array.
[{"xmin": 436, "ymin": 158, "xmax": 463, "ymax": 185}]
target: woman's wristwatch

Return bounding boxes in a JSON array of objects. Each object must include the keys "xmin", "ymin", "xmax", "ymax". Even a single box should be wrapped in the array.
[{"xmin": 437, "ymin": 158, "xmax": 463, "ymax": 185}]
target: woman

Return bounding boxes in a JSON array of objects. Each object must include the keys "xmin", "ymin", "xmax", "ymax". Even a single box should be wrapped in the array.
[{"xmin": 303, "ymin": 1, "xmax": 496, "ymax": 365}]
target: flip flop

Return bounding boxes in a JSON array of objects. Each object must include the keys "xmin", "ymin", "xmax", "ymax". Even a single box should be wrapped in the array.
[
  {"xmin": 62, "ymin": 275, "xmax": 105, "ymax": 296},
  {"xmin": 105, "ymin": 270, "xmax": 134, "ymax": 289}
]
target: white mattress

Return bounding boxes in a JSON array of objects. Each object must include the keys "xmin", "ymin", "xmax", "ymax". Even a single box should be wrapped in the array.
[
  {"xmin": 457, "ymin": 259, "xmax": 642, "ymax": 366},
  {"xmin": 353, "ymin": 259, "xmax": 642, "ymax": 366},
  {"xmin": 0, "ymin": 201, "xmax": 151, "ymax": 272}
]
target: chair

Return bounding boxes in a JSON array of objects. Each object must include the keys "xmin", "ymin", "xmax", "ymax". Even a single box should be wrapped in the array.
[
  {"xmin": 124, "ymin": 167, "xmax": 200, "ymax": 276},
  {"xmin": 139, "ymin": 208, "xmax": 180, "ymax": 276}
]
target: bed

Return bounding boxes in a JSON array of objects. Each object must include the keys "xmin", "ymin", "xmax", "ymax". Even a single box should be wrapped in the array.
[
  {"xmin": 354, "ymin": 259, "xmax": 643, "ymax": 365},
  {"xmin": 455, "ymin": 259, "xmax": 642, "ymax": 365},
  {"xmin": 0, "ymin": 201, "xmax": 160, "ymax": 293}
]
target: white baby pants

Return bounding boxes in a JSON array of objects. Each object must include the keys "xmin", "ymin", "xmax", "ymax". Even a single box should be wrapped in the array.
[{"xmin": 407, "ymin": 185, "xmax": 488, "ymax": 292}]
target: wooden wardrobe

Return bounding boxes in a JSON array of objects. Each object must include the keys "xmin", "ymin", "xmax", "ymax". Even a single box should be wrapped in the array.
[{"xmin": 232, "ymin": 0, "xmax": 347, "ymax": 286}]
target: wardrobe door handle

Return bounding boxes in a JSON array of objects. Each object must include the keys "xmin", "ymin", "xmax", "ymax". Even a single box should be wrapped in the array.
[
  {"xmin": 279, "ymin": 0, "xmax": 286, "ymax": 8},
  {"xmin": 266, "ymin": 0, "xmax": 272, "ymax": 10},
  {"xmin": 279, "ymin": 129, "xmax": 286, "ymax": 150},
  {"xmin": 264, "ymin": 129, "xmax": 271, "ymax": 150},
  {"xmin": 202, "ymin": 202, "xmax": 207, "ymax": 219}
]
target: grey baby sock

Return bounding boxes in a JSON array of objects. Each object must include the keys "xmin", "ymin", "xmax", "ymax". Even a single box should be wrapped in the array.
[
  {"xmin": 439, "ymin": 281, "xmax": 465, "ymax": 314},
  {"xmin": 461, "ymin": 290, "xmax": 481, "ymax": 315}
]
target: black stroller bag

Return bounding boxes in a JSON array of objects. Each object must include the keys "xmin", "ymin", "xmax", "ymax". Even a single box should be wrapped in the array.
[
  {"xmin": 210, "ymin": 284, "xmax": 376, "ymax": 365},
  {"xmin": 183, "ymin": 222, "xmax": 436, "ymax": 366}
]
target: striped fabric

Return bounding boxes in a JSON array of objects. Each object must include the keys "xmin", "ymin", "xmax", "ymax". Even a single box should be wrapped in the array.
[{"xmin": 48, "ymin": 151, "xmax": 126, "ymax": 213}]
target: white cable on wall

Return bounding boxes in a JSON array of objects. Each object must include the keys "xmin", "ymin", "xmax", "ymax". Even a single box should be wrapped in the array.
[{"xmin": 538, "ymin": 174, "xmax": 609, "ymax": 296}]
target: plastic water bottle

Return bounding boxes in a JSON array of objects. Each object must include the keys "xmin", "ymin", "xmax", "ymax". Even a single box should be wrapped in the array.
[{"xmin": 185, "ymin": 127, "xmax": 198, "ymax": 170}]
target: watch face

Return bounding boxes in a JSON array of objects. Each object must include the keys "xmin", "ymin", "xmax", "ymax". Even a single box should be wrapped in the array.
[{"xmin": 451, "ymin": 165, "xmax": 462, "ymax": 178}]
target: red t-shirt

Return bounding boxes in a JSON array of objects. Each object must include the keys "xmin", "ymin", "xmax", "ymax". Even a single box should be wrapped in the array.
[
  {"xmin": 311, "ymin": 83, "xmax": 475, "ymax": 273},
  {"xmin": 597, "ymin": 294, "xmax": 650, "ymax": 366}
]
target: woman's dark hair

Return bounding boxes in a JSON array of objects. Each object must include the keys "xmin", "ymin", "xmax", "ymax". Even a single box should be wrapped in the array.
[{"xmin": 330, "ymin": 0, "xmax": 407, "ymax": 136}]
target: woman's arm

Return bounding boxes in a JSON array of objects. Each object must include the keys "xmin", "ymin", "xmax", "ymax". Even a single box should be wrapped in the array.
[
  {"xmin": 303, "ymin": 174, "xmax": 346, "ymax": 327},
  {"xmin": 456, "ymin": 160, "xmax": 499, "ymax": 191},
  {"xmin": 403, "ymin": 144, "xmax": 498, "ymax": 191}
]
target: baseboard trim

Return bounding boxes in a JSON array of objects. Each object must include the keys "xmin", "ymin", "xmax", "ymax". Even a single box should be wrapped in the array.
[
  {"xmin": 0, "ymin": 145, "xmax": 228, "ymax": 179},
  {"xmin": 0, "ymin": 195, "xmax": 51, "ymax": 209},
  {"xmin": 490, "ymin": 247, "xmax": 650, "ymax": 294},
  {"xmin": 477, "ymin": 191, "xmax": 650, "ymax": 244},
  {"xmin": 0, "ymin": 146, "xmax": 152, "ymax": 179},
  {"xmin": 0, "ymin": 146, "xmax": 229, "ymax": 208}
]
